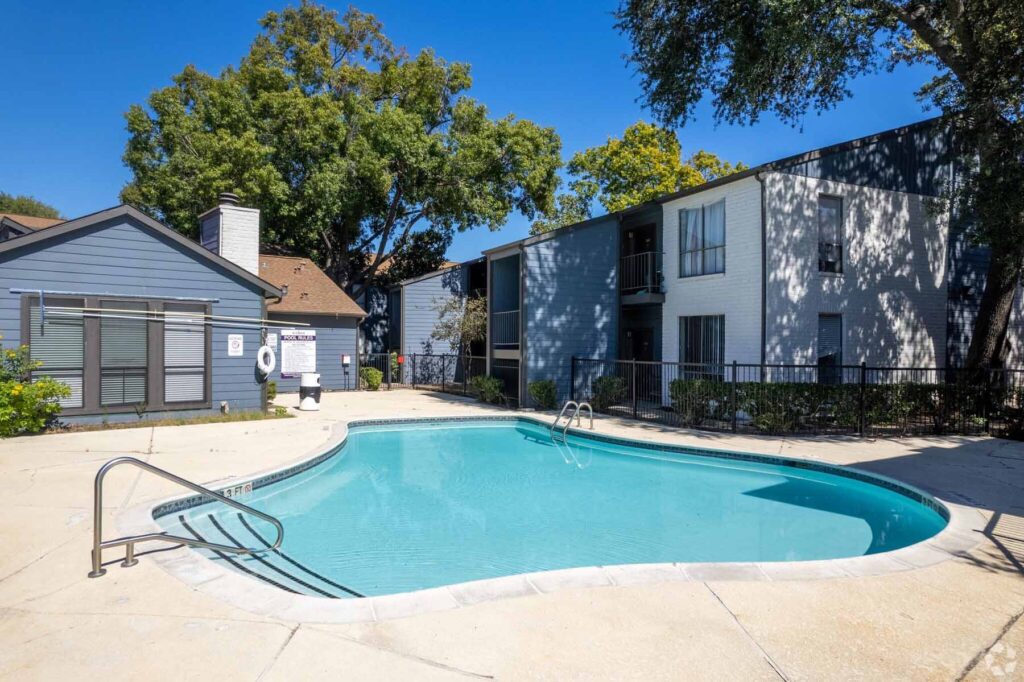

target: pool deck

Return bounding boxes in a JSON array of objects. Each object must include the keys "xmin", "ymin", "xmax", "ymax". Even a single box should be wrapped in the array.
[{"xmin": 1, "ymin": 390, "xmax": 1023, "ymax": 680}]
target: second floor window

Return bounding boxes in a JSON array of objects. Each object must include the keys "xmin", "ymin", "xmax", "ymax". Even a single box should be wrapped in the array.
[
  {"xmin": 679, "ymin": 199, "xmax": 725, "ymax": 277},
  {"xmin": 818, "ymin": 195, "xmax": 843, "ymax": 273}
]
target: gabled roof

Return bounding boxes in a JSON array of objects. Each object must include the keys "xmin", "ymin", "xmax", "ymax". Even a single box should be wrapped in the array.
[
  {"xmin": 259, "ymin": 255, "xmax": 366, "ymax": 318},
  {"xmin": 0, "ymin": 213, "xmax": 65, "ymax": 231},
  {"xmin": 0, "ymin": 204, "xmax": 283, "ymax": 298}
]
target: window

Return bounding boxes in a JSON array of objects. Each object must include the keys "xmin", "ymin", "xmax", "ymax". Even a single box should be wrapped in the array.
[
  {"xmin": 164, "ymin": 304, "xmax": 208, "ymax": 403},
  {"xmin": 817, "ymin": 314, "xmax": 843, "ymax": 384},
  {"xmin": 679, "ymin": 200, "xmax": 725, "ymax": 277},
  {"xmin": 679, "ymin": 315, "xmax": 725, "ymax": 377},
  {"xmin": 818, "ymin": 195, "xmax": 843, "ymax": 273},
  {"xmin": 29, "ymin": 298, "xmax": 84, "ymax": 408},
  {"xmin": 100, "ymin": 301, "xmax": 148, "ymax": 406}
]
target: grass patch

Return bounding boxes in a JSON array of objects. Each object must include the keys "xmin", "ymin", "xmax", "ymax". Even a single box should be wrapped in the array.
[{"xmin": 53, "ymin": 408, "xmax": 293, "ymax": 434}]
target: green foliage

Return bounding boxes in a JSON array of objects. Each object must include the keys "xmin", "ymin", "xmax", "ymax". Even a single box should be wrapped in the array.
[
  {"xmin": 531, "ymin": 121, "xmax": 745, "ymax": 233},
  {"xmin": 470, "ymin": 375, "xmax": 504, "ymax": 404},
  {"xmin": 431, "ymin": 296, "xmax": 487, "ymax": 355},
  {"xmin": 528, "ymin": 379, "xmax": 558, "ymax": 410},
  {"xmin": 615, "ymin": 0, "xmax": 1023, "ymax": 368},
  {"xmin": 0, "ymin": 192, "xmax": 61, "ymax": 219},
  {"xmin": 274, "ymin": 406, "xmax": 289, "ymax": 417},
  {"xmin": 0, "ymin": 346, "xmax": 70, "ymax": 438},
  {"xmin": 668, "ymin": 378, "xmax": 730, "ymax": 425},
  {"xmin": 121, "ymin": 2, "xmax": 562, "ymax": 298},
  {"xmin": 374, "ymin": 229, "xmax": 451, "ymax": 286},
  {"xmin": 266, "ymin": 380, "xmax": 277, "ymax": 402},
  {"xmin": 390, "ymin": 351, "xmax": 400, "ymax": 379},
  {"xmin": 359, "ymin": 366, "xmax": 383, "ymax": 391},
  {"xmin": 590, "ymin": 376, "xmax": 627, "ymax": 412}
]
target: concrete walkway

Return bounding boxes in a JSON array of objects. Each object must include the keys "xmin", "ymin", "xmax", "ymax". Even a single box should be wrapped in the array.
[{"xmin": 0, "ymin": 389, "xmax": 1022, "ymax": 680}]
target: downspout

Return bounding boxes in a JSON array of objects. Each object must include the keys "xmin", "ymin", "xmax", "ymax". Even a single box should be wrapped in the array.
[{"xmin": 755, "ymin": 171, "xmax": 768, "ymax": 366}]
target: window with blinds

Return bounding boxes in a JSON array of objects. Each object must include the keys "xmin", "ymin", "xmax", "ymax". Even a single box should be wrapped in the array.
[
  {"xmin": 679, "ymin": 315, "xmax": 725, "ymax": 378},
  {"xmin": 100, "ymin": 301, "xmax": 148, "ymax": 406},
  {"xmin": 29, "ymin": 298, "xmax": 85, "ymax": 408},
  {"xmin": 164, "ymin": 304, "xmax": 207, "ymax": 403},
  {"xmin": 817, "ymin": 314, "xmax": 843, "ymax": 384}
]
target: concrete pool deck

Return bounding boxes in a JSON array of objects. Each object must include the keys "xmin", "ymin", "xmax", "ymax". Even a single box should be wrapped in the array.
[{"xmin": 1, "ymin": 390, "xmax": 1023, "ymax": 680}]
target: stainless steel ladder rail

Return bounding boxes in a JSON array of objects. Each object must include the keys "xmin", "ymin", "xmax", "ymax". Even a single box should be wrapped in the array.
[
  {"xmin": 550, "ymin": 400, "xmax": 580, "ymax": 438},
  {"xmin": 89, "ymin": 456, "xmax": 284, "ymax": 578},
  {"xmin": 550, "ymin": 401, "xmax": 594, "ymax": 443}
]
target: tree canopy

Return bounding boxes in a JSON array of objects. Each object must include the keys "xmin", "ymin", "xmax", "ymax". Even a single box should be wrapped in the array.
[
  {"xmin": 0, "ymin": 192, "xmax": 61, "ymax": 219},
  {"xmin": 121, "ymin": 2, "xmax": 562, "ymax": 297},
  {"xmin": 616, "ymin": 0, "xmax": 1023, "ymax": 367},
  {"xmin": 531, "ymin": 121, "xmax": 745, "ymax": 234}
]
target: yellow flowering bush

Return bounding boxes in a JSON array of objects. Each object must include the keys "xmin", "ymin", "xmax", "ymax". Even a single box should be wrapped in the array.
[{"xmin": 0, "ymin": 344, "xmax": 70, "ymax": 437}]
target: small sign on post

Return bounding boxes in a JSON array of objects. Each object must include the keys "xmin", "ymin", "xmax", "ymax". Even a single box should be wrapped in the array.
[{"xmin": 227, "ymin": 334, "xmax": 244, "ymax": 357}]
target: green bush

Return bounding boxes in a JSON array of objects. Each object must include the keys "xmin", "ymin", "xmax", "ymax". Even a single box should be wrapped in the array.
[
  {"xmin": 470, "ymin": 375, "xmax": 504, "ymax": 404},
  {"xmin": 590, "ymin": 375, "xmax": 627, "ymax": 412},
  {"xmin": 0, "ymin": 345, "xmax": 70, "ymax": 438},
  {"xmin": 266, "ymin": 380, "xmax": 277, "ymax": 402},
  {"xmin": 528, "ymin": 379, "xmax": 558, "ymax": 410},
  {"xmin": 668, "ymin": 378, "xmax": 731, "ymax": 426},
  {"xmin": 390, "ymin": 352, "xmax": 400, "ymax": 381},
  {"xmin": 360, "ymin": 366, "xmax": 383, "ymax": 391}
]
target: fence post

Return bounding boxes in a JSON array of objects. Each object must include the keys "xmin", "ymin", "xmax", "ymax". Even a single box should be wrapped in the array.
[
  {"xmin": 570, "ymin": 356, "xmax": 576, "ymax": 402},
  {"xmin": 631, "ymin": 359, "xmax": 638, "ymax": 419},
  {"xmin": 441, "ymin": 355, "xmax": 447, "ymax": 393},
  {"xmin": 463, "ymin": 355, "xmax": 468, "ymax": 395},
  {"xmin": 386, "ymin": 354, "xmax": 392, "ymax": 390},
  {"xmin": 412, "ymin": 354, "xmax": 417, "ymax": 389},
  {"xmin": 731, "ymin": 360, "xmax": 738, "ymax": 433},
  {"xmin": 859, "ymin": 361, "xmax": 867, "ymax": 437},
  {"xmin": 984, "ymin": 369, "xmax": 992, "ymax": 435}
]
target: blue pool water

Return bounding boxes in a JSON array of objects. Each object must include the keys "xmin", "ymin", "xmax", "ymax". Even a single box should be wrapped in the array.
[{"xmin": 159, "ymin": 420, "xmax": 947, "ymax": 598}]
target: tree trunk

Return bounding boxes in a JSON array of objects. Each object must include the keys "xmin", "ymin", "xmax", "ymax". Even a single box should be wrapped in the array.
[{"xmin": 965, "ymin": 252, "xmax": 1018, "ymax": 368}]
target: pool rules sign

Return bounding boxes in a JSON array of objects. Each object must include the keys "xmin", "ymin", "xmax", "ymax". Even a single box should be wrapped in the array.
[{"xmin": 279, "ymin": 329, "xmax": 316, "ymax": 378}]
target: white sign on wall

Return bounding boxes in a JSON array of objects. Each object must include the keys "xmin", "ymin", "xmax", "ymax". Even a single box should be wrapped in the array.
[
  {"xmin": 280, "ymin": 329, "xmax": 316, "ymax": 377},
  {"xmin": 227, "ymin": 334, "xmax": 244, "ymax": 357},
  {"xmin": 266, "ymin": 332, "xmax": 278, "ymax": 350}
]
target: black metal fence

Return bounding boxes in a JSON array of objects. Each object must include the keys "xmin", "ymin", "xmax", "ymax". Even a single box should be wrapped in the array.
[
  {"xmin": 359, "ymin": 353, "xmax": 487, "ymax": 397},
  {"xmin": 571, "ymin": 357, "xmax": 1024, "ymax": 438}
]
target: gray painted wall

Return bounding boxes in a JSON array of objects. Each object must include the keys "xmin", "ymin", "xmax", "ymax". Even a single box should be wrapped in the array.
[
  {"xmin": 401, "ymin": 266, "xmax": 467, "ymax": 356},
  {"xmin": 266, "ymin": 313, "xmax": 359, "ymax": 393},
  {"xmin": 357, "ymin": 286, "xmax": 389, "ymax": 354},
  {"xmin": 0, "ymin": 215, "xmax": 267, "ymax": 423},
  {"xmin": 523, "ymin": 217, "xmax": 619, "ymax": 405}
]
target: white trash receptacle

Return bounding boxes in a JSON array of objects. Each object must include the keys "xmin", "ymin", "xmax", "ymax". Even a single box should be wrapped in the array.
[{"xmin": 299, "ymin": 373, "xmax": 321, "ymax": 411}]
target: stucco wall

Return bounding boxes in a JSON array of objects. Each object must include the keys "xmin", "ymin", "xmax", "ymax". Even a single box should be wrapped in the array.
[
  {"xmin": 660, "ymin": 176, "xmax": 764, "ymax": 365},
  {"xmin": 764, "ymin": 171, "xmax": 950, "ymax": 366}
]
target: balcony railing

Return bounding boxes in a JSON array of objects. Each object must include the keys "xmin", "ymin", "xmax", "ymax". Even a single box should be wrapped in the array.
[
  {"xmin": 492, "ymin": 309, "xmax": 520, "ymax": 348},
  {"xmin": 620, "ymin": 251, "xmax": 662, "ymax": 293}
]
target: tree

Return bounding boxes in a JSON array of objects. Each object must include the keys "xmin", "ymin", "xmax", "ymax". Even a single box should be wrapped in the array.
[
  {"xmin": 0, "ymin": 192, "xmax": 60, "ymax": 219},
  {"xmin": 122, "ymin": 2, "xmax": 562, "ymax": 299},
  {"xmin": 431, "ymin": 295, "xmax": 487, "ymax": 378},
  {"xmin": 530, "ymin": 121, "xmax": 745, "ymax": 234},
  {"xmin": 616, "ymin": 1, "xmax": 1023, "ymax": 368},
  {"xmin": 372, "ymin": 228, "xmax": 451, "ymax": 286}
]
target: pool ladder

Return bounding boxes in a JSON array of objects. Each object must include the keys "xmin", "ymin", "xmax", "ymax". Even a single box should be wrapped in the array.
[
  {"xmin": 550, "ymin": 400, "xmax": 593, "ymax": 443},
  {"xmin": 88, "ymin": 456, "xmax": 284, "ymax": 578}
]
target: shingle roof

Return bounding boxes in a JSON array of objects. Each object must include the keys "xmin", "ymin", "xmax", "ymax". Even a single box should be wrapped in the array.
[
  {"xmin": 0, "ymin": 213, "xmax": 65, "ymax": 230},
  {"xmin": 260, "ymin": 255, "xmax": 366, "ymax": 318}
]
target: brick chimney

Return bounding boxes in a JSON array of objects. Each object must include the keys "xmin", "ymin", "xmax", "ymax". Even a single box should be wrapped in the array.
[{"xmin": 199, "ymin": 192, "xmax": 260, "ymax": 275}]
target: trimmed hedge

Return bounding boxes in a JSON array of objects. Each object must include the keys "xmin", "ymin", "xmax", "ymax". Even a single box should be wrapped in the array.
[
  {"xmin": 528, "ymin": 379, "xmax": 558, "ymax": 410},
  {"xmin": 359, "ymin": 366, "xmax": 383, "ymax": 391}
]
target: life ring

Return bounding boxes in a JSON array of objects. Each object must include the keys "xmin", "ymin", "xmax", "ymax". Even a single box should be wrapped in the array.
[{"xmin": 256, "ymin": 345, "xmax": 276, "ymax": 375}]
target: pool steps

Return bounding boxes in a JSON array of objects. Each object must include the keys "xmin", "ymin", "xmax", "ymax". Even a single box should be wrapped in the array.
[{"xmin": 174, "ymin": 512, "xmax": 363, "ymax": 599}]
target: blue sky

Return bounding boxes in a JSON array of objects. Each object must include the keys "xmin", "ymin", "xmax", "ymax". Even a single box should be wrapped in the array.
[{"xmin": 1, "ymin": 0, "xmax": 939, "ymax": 262}]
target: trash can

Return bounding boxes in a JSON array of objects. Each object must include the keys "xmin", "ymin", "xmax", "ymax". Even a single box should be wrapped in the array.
[{"xmin": 299, "ymin": 373, "xmax": 321, "ymax": 411}]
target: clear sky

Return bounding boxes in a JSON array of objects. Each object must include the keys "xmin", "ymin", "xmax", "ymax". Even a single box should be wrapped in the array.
[{"xmin": 1, "ymin": 0, "xmax": 940, "ymax": 262}]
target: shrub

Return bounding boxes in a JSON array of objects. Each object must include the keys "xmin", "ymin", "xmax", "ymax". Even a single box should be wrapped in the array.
[
  {"xmin": 360, "ymin": 366, "xmax": 383, "ymax": 391},
  {"xmin": 266, "ymin": 380, "xmax": 277, "ymax": 402},
  {"xmin": 470, "ymin": 375, "xmax": 504, "ymax": 404},
  {"xmin": 0, "ymin": 345, "xmax": 70, "ymax": 438},
  {"xmin": 590, "ymin": 375, "xmax": 627, "ymax": 412},
  {"xmin": 528, "ymin": 379, "xmax": 558, "ymax": 410},
  {"xmin": 390, "ymin": 351, "xmax": 400, "ymax": 381},
  {"xmin": 668, "ymin": 378, "xmax": 731, "ymax": 426}
]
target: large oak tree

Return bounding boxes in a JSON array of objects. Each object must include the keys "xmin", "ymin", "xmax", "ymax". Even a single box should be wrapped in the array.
[
  {"xmin": 617, "ymin": 0, "xmax": 1023, "ymax": 367},
  {"xmin": 122, "ymin": 2, "xmax": 561, "ymax": 298}
]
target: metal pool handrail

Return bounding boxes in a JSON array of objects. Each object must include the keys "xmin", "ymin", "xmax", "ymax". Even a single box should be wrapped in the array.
[{"xmin": 88, "ymin": 456, "xmax": 284, "ymax": 578}]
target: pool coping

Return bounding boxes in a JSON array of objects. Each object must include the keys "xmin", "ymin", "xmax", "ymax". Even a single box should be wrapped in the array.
[{"xmin": 118, "ymin": 415, "xmax": 989, "ymax": 624}]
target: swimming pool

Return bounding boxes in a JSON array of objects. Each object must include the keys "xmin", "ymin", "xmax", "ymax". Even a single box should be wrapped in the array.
[{"xmin": 155, "ymin": 418, "xmax": 948, "ymax": 598}]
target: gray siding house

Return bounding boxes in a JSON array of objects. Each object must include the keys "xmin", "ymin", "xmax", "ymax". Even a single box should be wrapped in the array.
[{"xmin": 0, "ymin": 204, "xmax": 282, "ymax": 423}]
